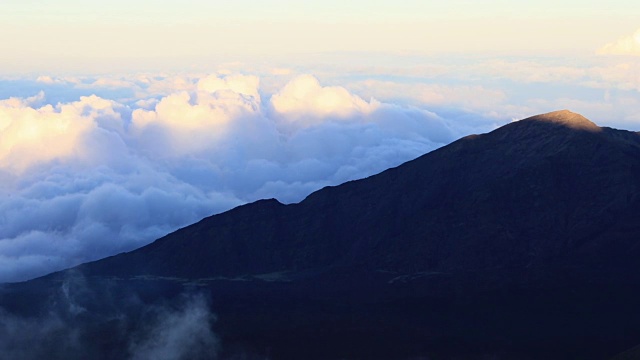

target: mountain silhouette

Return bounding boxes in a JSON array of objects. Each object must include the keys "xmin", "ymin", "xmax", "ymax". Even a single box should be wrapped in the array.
[
  {"xmin": 2, "ymin": 110, "xmax": 640, "ymax": 359},
  {"xmin": 83, "ymin": 109, "xmax": 640, "ymax": 279}
]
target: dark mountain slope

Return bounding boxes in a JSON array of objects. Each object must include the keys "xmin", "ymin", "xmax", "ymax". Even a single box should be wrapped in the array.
[
  {"xmin": 85, "ymin": 109, "xmax": 640, "ymax": 280},
  {"xmin": 4, "ymin": 110, "xmax": 640, "ymax": 360}
]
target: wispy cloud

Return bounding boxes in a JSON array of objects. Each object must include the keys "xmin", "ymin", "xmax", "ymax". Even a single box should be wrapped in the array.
[
  {"xmin": 129, "ymin": 295, "xmax": 219, "ymax": 360},
  {"xmin": 0, "ymin": 271, "xmax": 219, "ymax": 359}
]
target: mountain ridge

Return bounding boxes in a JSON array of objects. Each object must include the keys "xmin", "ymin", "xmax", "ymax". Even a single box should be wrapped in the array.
[{"xmin": 74, "ymin": 109, "xmax": 640, "ymax": 281}]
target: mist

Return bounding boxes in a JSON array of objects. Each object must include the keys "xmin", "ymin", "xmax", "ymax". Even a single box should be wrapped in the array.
[{"xmin": 0, "ymin": 271, "xmax": 221, "ymax": 360}]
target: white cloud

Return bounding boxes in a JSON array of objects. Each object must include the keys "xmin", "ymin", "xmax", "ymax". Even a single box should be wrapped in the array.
[
  {"xmin": 270, "ymin": 75, "xmax": 379, "ymax": 126},
  {"xmin": 84, "ymin": 77, "xmax": 136, "ymax": 89},
  {"xmin": 142, "ymin": 75, "xmax": 196, "ymax": 96},
  {"xmin": 0, "ymin": 73, "xmax": 468, "ymax": 283},
  {"xmin": 0, "ymin": 95, "xmax": 102, "ymax": 173},
  {"xmin": 36, "ymin": 75, "xmax": 66, "ymax": 85},
  {"xmin": 584, "ymin": 63, "xmax": 640, "ymax": 91},
  {"xmin": 131, "ymin": 88, "xmax": 263, "ymax": 156},
  {"xmin": 197, "ymin": 74, "xmax": 260, "ymax": 100},
  {"xmin": 598, "ymin": 28, "xmax": 640, "ymax": 56}
]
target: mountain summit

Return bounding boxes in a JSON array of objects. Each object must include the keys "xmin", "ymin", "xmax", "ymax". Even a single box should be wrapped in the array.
[
  {"xmin": 3, "ymin": 110, "xmax": 640, "ymax": 359},
  {"xmin": 522, "ymin": 109, "xmax": 600, "ymax": 130}
]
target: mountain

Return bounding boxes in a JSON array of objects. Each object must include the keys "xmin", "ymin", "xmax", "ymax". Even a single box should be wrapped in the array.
[
  {"xmin": 80, "ymin": 110, "xmax": 640, "ymax": 278},
  {"xmin": 2, "ymin": 110, "xmax": 640, "ymax": 359}
]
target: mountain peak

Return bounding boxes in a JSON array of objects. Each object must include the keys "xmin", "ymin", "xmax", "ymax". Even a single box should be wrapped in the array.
[{"xmin": 520, "ymin": 109, "xmax": 600, "ymax": 131}]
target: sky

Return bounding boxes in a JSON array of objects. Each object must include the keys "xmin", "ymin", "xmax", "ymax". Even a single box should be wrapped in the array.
[
  {"xmin": 2, "ymin": 0, "xmax": 640, "ymax": 72},
  {"xmin": 1, "ymin": 1, "xmax": 640, "ymax": 282}
]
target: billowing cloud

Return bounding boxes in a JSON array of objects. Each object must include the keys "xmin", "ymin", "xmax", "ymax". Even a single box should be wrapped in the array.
[
  {"xmin": 36, "ymin": 75, "xmax": 67, "ymax": 85},
  {"xmin": 131, "ymin": 75, "xmax": 265, "ymax": 156},
  {"xmin": 598, "ymin": 29, "xmax": 640, "ymax": 56},
  {"xmin": 270, "ymin": 75, "xmax": 377, "ymax": 125},
  {"xmin": 0, "ymin": 94, "xmax": 103, "ymax": 173},
  {"xmin": 0, "ymin": 73, "xmax": 473, "ymax": 283}
]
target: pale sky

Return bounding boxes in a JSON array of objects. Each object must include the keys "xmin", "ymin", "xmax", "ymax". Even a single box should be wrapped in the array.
[{"xmin": 1, "ymin": 0, "xmax": 639, "ymax": 72}]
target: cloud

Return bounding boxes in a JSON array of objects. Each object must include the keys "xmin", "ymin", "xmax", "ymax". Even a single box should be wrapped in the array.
[
  {"xmin": 270, "ymin": 75, "xmax": 378, "ymax": 126},
  {"xmin": 0, "ymin": 308, "xmax": 78, "ymax": 359},
  {"xmin": 0, "ymin": 73, "xmax": 470, "ymax": 283},
  {"xmin": 197, "ymin": 74, "xmax": 260, "ymax": 100},
  {"xmin": 471, "ymin": 60, "xmax": 588, "ymax": 84},
  {"xmin": 0, "ymin": 272, "xmax": 219, "ymax": 360},
  {"xmin": 0, "ymin": 272, "xmax": 93, "ymax": 359},
  {"xmin": 0, "ymin": 95, "xmax": 100, "ymax": 173},
  {"xmin": 129, "ymin": 294, "xmax": 219, "ymax": 360},
  {"xmin": 598, "ymin": 29, "xmax": 640, "ymax": 56},
  {"xmin": 584, "ymin": 62, "xmax": 640, "ymax": 91},
  {"xmin": 36, "ymin": 75, "xmax": 67, "ymax": 85},
  {"xmin": 346, "ymin": 80, "xmax": 507, "ymax": 110}
]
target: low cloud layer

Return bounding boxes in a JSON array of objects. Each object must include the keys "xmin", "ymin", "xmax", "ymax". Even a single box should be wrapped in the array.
[{"xmin": 0, "ymin": 73, "xmax": 474, "ymax": 283}]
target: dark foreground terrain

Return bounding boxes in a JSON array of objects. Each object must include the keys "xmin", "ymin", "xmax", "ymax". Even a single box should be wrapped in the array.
[{"xmin": 2, "ymin": 110, "xmax": 640, "ymax": 359}]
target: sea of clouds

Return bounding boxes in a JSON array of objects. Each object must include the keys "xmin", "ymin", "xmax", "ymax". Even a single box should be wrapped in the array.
[
  {"xmin": 0, "ymin": 71, "xmax": 494, "ymax": 282},
  {"xmin": 1, "ymin": 51, "xmax": 640, "ymax": 282}
]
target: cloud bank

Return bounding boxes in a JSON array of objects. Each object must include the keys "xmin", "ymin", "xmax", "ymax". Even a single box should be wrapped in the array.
[
  {"xmin": 0, "ymin": 73, "xmax": 475, "ymax": 283},
  {"xmin": 598, "ymin": 28, "xmax": 640, "ymax": 56}
]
